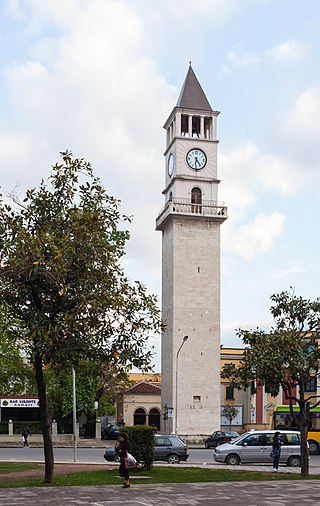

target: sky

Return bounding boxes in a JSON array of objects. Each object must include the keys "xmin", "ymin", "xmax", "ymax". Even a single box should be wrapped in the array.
[{"xmin": 1, "ymin": 0, "xmax": 320, "ymax": 371}]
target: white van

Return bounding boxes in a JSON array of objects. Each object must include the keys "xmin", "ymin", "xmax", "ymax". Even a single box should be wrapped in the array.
[{"xmin": 213, "ymin": 430, "xmax": 301, "ymax": 467}]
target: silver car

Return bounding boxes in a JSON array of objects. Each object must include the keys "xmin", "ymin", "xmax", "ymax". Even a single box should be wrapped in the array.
[
  {"xmin": 104, "ymin": 434, "xmax": 189, "ymax": 464},
  {"xmin": 213, "ymin": 430, "xmax": 301, "ymax": 467}
]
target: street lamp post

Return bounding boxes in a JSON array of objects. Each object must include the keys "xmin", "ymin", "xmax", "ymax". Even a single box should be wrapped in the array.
[
  {"xmin": 72, "ymin": 367, "xmax": 78, "ymax": 462},
  {"xmin": 175, "ymin": 335, "xmax": 189, "ymax": 435},
  {"xmin": 94, "ymin": 401, "xmax": 99, "ymax": 421}
]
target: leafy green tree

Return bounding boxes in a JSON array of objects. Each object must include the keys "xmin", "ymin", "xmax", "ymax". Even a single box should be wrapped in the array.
[
  {"xmin": 221, "ymin": 405, "xmax": 239, "ymax": 430},
  {"xmin": 60, "ymin": 364, "xmax": 100, "ymax": 419},
  {"xmin": 221, "ymin": 290, "xmax": 320, "ymax": 477},
  {"xmin": 0, "ymin": 151, "xmax": 163, "ymax": 483},
  {"xmin": 44, "ymin": 361, "xmax": 100, "ymax": 433},
  {"xmin": 97, "ymin": 392, "xmax": 115, "ymax": 418},
  {"xmin": 46, "ymin": 360, "xmax": 127, "ymax": 433},
  {"xmin": 95, "ymin": 360, "xmax": 131, "ymax": 406},
  {"xmin": 0, "ymin": 305, "xmax": 36, "ymax": 394}
]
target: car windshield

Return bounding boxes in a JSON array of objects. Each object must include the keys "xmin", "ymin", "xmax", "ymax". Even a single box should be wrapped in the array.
[{"xmin": 229, "ymin": 433, "xmax": 248, "ymax": 444}]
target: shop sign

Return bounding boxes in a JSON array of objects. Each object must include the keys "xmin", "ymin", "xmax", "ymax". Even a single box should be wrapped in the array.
[{"xmin": 0, "ymin": 398, "xmax": 39, "ymax": 408}]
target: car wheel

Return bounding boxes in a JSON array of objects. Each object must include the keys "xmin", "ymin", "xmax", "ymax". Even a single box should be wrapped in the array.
[
  {"xmin": 287, "ymin": 455, "xmax": 301, "ymax": 467},
  {"xmin": 226, "ymin": 454, "xmax": 240, "ymax": 465},
  {"xmin": 205, "ymin": 442, "xmax": 210, "ymax": 449},
  {"xmin": 308, "ymin": 440, "xmax": 319, "ymax": 455},
  {"xmin": 167, "ymin": 454, "xmax": 181, "ymax": 464}
]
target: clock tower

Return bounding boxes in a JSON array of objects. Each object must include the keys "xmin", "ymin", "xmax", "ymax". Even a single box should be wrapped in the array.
[{"xmin": 156, "ymin": 65, "xmax": 227, "ymax": 437}]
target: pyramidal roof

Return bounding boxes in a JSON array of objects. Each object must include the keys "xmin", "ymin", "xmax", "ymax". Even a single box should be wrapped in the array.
[{"xmin": 176, "ymin": 64, "xmax": 212, "ymax": 111}]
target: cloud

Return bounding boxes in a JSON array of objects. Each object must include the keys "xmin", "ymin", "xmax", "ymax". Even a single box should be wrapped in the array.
[
  {"xmin": 7, "ymin": 0, "xmax": 263, "ymax": 301},
  {"xmin": 0, "ymin": 1, "xmax": 179, "ymax": 305},
  {"xmin": 286, "ymin": 86, "xmax": 320, "ymax": 136},
  {"xmin": 269, "ymin": 260, "xmax": 308, "ymax": 280},
  {"xmin": 220, "ymin": 143, "xmax": 260, "ymax": 221},
  {"xmin": 221, "ymin": 318, "xmax": 273, "ymax": 345},
  {"xmin": 257, "ymin": 153, "xmax": 303, "ymax": 195},
  {"xmin": 218, "ymin": 140, "xmax": 304, "ymax": 260},
  {"xmin": 266, "ymin": 39, "xmax": 309, "ymax": 65},
  {"xmin": 220, "ymin": 46, "xmax": 260, "ymax": 74},
  {"xmin": 221, "ymin": 37, "xmax": 309, "ymax": 76},
  {"xmin": 271, "ymin": 85, "xmax": 320, "ymax": 170},
  {"xmin": 221, "ymin": 255, "xmax": 239, "ymax": 278},
  {"xmin": 5, "ymin": 0, "xmax": 26, "ymax": 21},
  {"xmin": 2, "ymin": 2, "xmax": 174, "ymax": 191},
  {"xmin": 220, "ymin": 142, "xmax": 302, "ymax": 221},
  {"xmin": 150, "ymin": 0, "xmax": 253, "ymax": 26},
  {"xmin": 227, "ymin": 211, "xmax": 285, "ymax": 261}
]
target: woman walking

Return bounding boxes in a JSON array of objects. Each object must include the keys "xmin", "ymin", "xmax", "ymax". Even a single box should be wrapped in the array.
[
  {"xmin": 272, "ymin": 431, "xmax": 282, "ymax": 471},
  {"xmin": 118, "ymin": 431, "xmax": 132, "ymax": 488},
  {"xmin": 21, "ymin": 427, "xmax": 31, "ymax": 448}
]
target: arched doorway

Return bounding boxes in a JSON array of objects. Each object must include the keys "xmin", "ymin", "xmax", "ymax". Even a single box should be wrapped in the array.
[
  {"xmin": 148, "ymin": 408, "xmax": 161, "ymax": 431},
  {"xmin": 191, "ymin": 187, "xmax": 202, "ymax": 214},
  {"xmin": 134, "ymin": 407, "xmax": 146, "ymax": 425}
]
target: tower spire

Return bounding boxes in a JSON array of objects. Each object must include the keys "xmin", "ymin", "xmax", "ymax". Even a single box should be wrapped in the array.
[{"xmin": 176, "ymin": 65, "xmax": 212, "ymax": 111}]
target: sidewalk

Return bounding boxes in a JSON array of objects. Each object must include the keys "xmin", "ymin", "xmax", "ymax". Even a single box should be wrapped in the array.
[{"xmin": 1, "ymin": 480, "xmax": 320, "ymax": 505}]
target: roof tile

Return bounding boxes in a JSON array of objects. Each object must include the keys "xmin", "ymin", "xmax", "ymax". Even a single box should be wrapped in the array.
[{"xmin": 126, "ymin": 381, "xmax": 161, "ymax": 395}]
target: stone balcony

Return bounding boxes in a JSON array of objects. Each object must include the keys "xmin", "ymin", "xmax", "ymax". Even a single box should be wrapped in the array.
[{"xmin": 156, "ymin": 197, "xmax": 228, "ymax": 230}]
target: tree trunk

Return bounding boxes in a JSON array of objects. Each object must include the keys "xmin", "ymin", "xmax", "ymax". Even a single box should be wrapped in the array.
[
  {"xmin": 34, "ymin": 350, "xmax": 54, "ymax": 483},
  {"xmin": 299, "ymin": 404, "xmax": 309, "ymax": 477}
]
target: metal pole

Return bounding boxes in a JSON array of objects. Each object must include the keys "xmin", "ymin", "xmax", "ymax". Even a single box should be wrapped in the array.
[
  {"xmin": 175, "ymin": 335, "xmax": 189, "ymax": 436},
  {"xmin": 72, "ymin": 367, "xmax": 78, "ymax": 462},
  {"xmin": 94, "ymin": 401, "xmax": 99, "ymax": 438}
]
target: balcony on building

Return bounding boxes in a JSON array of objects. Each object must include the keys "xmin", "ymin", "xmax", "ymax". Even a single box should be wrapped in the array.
[{"xmin": 156, "ymin": 196, "xmax": 227, "ymax": 231}]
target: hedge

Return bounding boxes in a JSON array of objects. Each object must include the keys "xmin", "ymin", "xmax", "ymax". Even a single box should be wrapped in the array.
[
  {"xmin": 121, "ymin": 425, "xmax": 156, "ymax": 471},
  {"xmin": 0, "ymin": 422, "xmax": 8, "ymax": 434},
  {"xmin": 13, "ymin": 421, "xmax": 42, "ymax": 434}
]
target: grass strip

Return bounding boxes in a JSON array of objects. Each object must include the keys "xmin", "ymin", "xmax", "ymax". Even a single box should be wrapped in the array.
[
  {"xmin": 0, "ymin": 464, "xmax": 320, "ymax": 488},
  {"xmin": 0, "ymin": 462, "xmax": 40, "ymax": 474}
]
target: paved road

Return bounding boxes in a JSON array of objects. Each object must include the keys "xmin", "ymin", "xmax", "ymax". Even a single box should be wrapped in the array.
[
  {"xmin": 1, "ymin": 480, "xmax": 320, "ymax": 505},
  {"xmin": 1, "ymin": 446, "xmax": 320, "ymax": 467}
]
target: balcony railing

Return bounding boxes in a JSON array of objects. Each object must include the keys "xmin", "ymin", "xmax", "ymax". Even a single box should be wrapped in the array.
[{"xmin": 156, "ymin": 197, "xmax": 227, "ymax": 228}]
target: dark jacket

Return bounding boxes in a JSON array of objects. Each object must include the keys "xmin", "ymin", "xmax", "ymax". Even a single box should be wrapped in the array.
[
  {"xmin": 272, "ymin": 436, "xmax": 282, "ymax": 453},
  {"xmin": 118, "ymin": 439, "xmax": 132, "ymax": 463}
]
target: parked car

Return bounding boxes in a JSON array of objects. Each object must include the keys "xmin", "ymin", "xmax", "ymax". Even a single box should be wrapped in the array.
[
  {"xmin": 213, "ymin": 430, "xmax": 301, "ymax": 467},
  {"xmin": 101, "ymin": 423, "xmax": 123, "ymax": 440},
  {"xmin": 204, "ymin": 430, "xmax": 239, "ymax": 449},
  {"xmin": 104, "ymin": 434, "xmax": 189, "ymax": 464}
]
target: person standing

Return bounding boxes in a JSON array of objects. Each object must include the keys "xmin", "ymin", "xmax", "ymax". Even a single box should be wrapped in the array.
[
  {"xmin": 272, "ymin": 431, "xmax": 282, "ymax": 471},
  {"xmin": 21, "ymin": 427, "xmax": 31, "ymax": 448},
  {"xmin": 118, "ymin": 431, "xmax": 132, "ymax": 488}
]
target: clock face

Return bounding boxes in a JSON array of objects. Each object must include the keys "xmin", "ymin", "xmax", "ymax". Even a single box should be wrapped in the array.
[
  {"xmin": 186, "ymin": 148, "xmax": 207, "ymax": 170},
  {"xmin": 167, "ymin": 153, "xmax": 174, "ymax": 177}
]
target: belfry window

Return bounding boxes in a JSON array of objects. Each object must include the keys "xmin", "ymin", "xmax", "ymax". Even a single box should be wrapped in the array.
[
  {"xmin": 191, "ymin": 187, "xmax": 202, "ymax": 214},
  {"xmin": 204, "ymin": 117, "xmax": 212, "ymax": 139},
  {"xmin": 192, "ymin": 116, "xmax": 200, "ymax": 138},
  {"xmin": 181, "ymin": 115, "xmax": 188, "ymax": 136}
]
